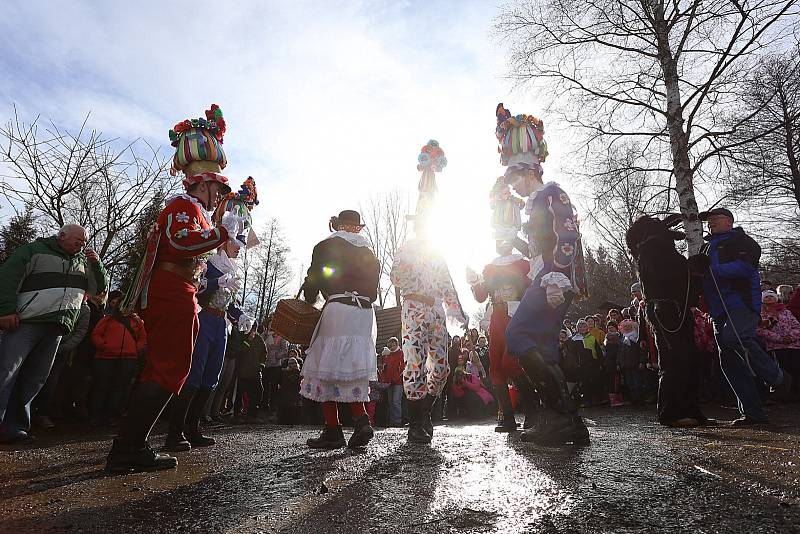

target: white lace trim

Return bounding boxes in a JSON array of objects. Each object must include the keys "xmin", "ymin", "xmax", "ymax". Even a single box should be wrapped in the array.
[
  {"xmin": 207, "ymin": 250, "xmax": 236, "ymax": 275},
  {"xmin": 539, "ymin": 272, "xmax": 572, "ymax": 289},
  {"xmin": 491, "ymin": 253, "xmax": 526, "ymax": 266},
  {"xmin": 325, "ymin": 230, "xmax": 370, "ymax": 248}
]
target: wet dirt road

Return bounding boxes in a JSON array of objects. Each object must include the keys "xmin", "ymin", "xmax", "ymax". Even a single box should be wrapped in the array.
[{"xmin": 1, "ymin": 406, "xmax": 799, "ymax": 533}]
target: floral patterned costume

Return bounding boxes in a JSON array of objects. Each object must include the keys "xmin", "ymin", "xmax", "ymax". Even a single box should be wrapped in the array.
[{"xmin": 390, "ymin": 238, "xmax": 465, "ymax": 400}]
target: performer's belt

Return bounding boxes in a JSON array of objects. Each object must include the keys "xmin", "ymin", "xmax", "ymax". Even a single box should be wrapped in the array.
[
  {"xmin": 202, "ymin": 306, "xmax": 226, "ymax": 317},
  {"xmin": 328, "ymin": 291, "xmax": 372, "ymax": 309},
  {"xmin": 404, "ymin": 293, "xmax": 435, "ymax": 306},
  {"xmin": 156, "ymin": 261, "xmax": 202, "ymax": 284}
]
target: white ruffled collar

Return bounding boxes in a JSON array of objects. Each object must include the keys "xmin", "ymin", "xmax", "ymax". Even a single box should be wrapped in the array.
[
  {"xmin": 326, "ymin": 230, "xmax": 370, "ymax": 248},
  {"xmin": 491, "ymin": 253, "xmax": 526, "ymax": 266}
]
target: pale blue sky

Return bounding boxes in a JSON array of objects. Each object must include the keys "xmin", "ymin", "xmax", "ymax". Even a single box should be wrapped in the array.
[{"xmin": 0, "ymin": 0, "xmax": 570, "ymax": 313}]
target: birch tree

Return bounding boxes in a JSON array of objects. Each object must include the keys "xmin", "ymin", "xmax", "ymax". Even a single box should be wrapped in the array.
[{"xmin": 496, "ymin": 0, "xmax": 797, "ymax": 252}]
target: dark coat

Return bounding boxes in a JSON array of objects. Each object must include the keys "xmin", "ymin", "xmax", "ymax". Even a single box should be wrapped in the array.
[{"xmin": 302, "ymin": 234, "xmax": 380, "ymax": 305}]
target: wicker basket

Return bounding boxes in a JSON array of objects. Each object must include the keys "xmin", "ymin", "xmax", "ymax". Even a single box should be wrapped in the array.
[{"xmin": 272, "ymin": 297, "xmax": 321, "ymax": 345}]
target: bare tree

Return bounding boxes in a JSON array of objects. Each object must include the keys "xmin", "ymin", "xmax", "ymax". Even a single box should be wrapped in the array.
[
  {"xmin": 725, "ymin": 48, "xmax": 800, "ymax": 210},
  {"xmin": 238, "ymin": 219, "xmax": 294, "ymax": 324},
  {"xmin": 495, "ymin": 0, "xmax": 796, "ymax": 253},
  {"xmin": 361, "ymin": 189, "xmax": 409, "ymax": 307},
  {"xmin": 0, "ymin": 108, "xmax": 174, "ymax": 275}
]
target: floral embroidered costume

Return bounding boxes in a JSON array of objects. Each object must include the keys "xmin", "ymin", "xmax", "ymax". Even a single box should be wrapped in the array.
[
  {"xmin": 390, "ymin": 140, "xmax": 467, "ymax": 444},
  {"xmin": 494, "ymin": 103, "xmax": 590, "ymax": 446},
  {"xmin": 164, "ymin": 179, "xmax": 258, "ymax": 452},
  {"xmin": 108, "ymin": 105, "xmax": 245, "ymax": 473},
  {"xmin": 301, "ymin": 210, "xmax": 381, "ymax": 450}
]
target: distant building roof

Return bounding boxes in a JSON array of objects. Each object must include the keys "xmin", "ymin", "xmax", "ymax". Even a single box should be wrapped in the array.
[{"xmin": 375, "ymin": 306, "xmax": 402, "ymax": 351}]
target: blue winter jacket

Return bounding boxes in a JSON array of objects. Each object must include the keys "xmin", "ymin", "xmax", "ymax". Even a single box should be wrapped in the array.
[{"xmin": 702, "ymin": 228, "xmax": 762, "ymax": 320}]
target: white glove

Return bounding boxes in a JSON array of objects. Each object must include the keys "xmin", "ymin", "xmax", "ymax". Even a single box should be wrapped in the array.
[
  {"xmin": 545, "ymin": 284, "xmax": 565, "ymax": 309},
  {"xmin": 220, "ymin": 212, "xmax": 246, "ymax": 238},
  {"xmin": 218, "ymin": 272, "xmax": 239, "ymax": 291}
]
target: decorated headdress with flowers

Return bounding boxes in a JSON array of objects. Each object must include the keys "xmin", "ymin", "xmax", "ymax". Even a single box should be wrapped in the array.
[
  {"xmin": 213, "ymin": 176, "xmax": 260, "ymax": 248},
  {"xmin": 169, "ymin": 104, "xmax": 231, "ymax": 193},
  {"xmin": 495, "ymin": 103, "xmax": 547, "ymax": 176},
  {"xmin": 411, "ymin": 139, "xmax": 447, "ymax": 222}
]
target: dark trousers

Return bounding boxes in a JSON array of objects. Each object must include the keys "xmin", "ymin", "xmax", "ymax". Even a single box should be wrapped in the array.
[
  {"xmin": 90, "ymin": 358, "xmax": 139, "ymax": 424},
  {"xmin": 262, "ymin": 366, "xmax": 281, "ymax": 412},
  {"xmin": 235, "ymin": 377, "xmax": 263, "ymax": 416}
]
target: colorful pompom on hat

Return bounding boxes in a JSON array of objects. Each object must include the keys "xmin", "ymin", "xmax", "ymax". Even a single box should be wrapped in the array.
[
  {"xmin": 410, "ymin": 139, "xmax": 446, "ymax": 222},
  {"xmin": 213, "ymin": 176, "xmax": 260, "ymax": 248},
  {"xmin": 170, "ymin": 104, "xmax": 230, "ymax": 193},
  {"xmin": 495, "ymin": 103, "xmax": 548, "ymax": 171}
]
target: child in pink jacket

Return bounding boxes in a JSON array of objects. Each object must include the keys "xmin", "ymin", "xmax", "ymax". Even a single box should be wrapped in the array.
[{"xmin": 758, "ymin": 290, "xmax": 800, "ymax": 400}]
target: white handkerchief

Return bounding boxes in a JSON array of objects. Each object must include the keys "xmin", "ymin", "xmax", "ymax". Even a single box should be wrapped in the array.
[{"xmin": 507, "ymin": 300, "xmax": 520, "ymax": 317}]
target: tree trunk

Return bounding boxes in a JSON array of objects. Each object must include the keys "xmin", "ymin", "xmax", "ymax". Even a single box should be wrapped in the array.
[
  {"xmin": 777, "ymin": 80, "xmax": 800, "ymax": 208},
  {"xmin": 651, "ymin": 0, "xmax": 703, "ymax": 253}
]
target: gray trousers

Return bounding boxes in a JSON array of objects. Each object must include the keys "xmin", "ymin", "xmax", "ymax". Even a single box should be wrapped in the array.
[{"xmin": 0, "ymin": 323, "xmax": 63, "ymax": 433}]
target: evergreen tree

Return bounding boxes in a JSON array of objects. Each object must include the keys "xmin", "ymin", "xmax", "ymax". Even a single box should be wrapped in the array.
[
  {"xmin": 115, "ymin": 189, "xmax": 166, "ymax": 291},
  {"xmin": 0, "ymin": 209, "xmax": 38, "ymax": 263}
]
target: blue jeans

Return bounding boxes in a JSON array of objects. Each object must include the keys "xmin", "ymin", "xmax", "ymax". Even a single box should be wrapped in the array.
[
  {"xmin": 186, "ymin": 312, "xmax": 228, "ymax": 390},
  {"xmin": 0, "ymin": 323, "xmax": 63, "ymax": 434},
  {"xmin": 506, "ymin": 285, "xmax": 574, "ymax": 364},
  {"xmin": 713, "ymin": 307, "xmax": 784, "ymax": 421},
  {"xmin": 387, "ymin": 384, "xmax": 403, "ymax": 425}
]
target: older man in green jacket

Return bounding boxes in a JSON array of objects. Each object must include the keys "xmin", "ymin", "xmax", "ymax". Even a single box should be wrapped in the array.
[{"xmin": 0, "ymin": 224, "xmax": 107, "ymax": 443}]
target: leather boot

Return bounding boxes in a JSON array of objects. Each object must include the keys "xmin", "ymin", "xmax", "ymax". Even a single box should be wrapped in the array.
[
  {"xmin": 307, "ymin": 425, "xmax": 346, "ymax": 449},
  {"xmin": 518, "ymin": 350, "xmax": 589, "ymax": 446},
  {"xmin": 348, "ymin": 414, "xmax": 374, "ymax": 448},
  {"xmin": 420, "ymin": 394, "xmax": 436, "ymax": 438},
  {"xmin": 163, "ymin": 386, "xmax": 195, "ymax": 452},
  {"xmin": 406, "ymin": 399, "xmax": 432, "ymax": 444},
  {"xmin": 185, "ymin": 388, "xmax": 216, "ymax": 447},
  {"xmin": 107, "ymin": 381, "xmax": 178, "ymax": 473},
  {"xmin": 493, "ymin": 385, "xmax": 517, "ymax": 433}
]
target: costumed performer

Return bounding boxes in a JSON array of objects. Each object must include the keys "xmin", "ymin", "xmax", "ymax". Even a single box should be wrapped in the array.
[
  {"xmin": 468, "ymin": 238, "xmax": 535, "ymax": 433},
  {"xmin": 390, "ymin": 140, "xmax": 468, "ymax": 445},
  {"xmin": 106, "ymin": 104, "xmax": 246, "ymax": 473},
  {"xmin": 300, "ymin": 210, "xmax": 381, "ymax": 450},
  {"xmin": 495, "ymin": 103, "xmax": 591, "ymax": 446},
  {"xmin": 164, "ymin": 178, "xmax": 259, "ymax": 452}
]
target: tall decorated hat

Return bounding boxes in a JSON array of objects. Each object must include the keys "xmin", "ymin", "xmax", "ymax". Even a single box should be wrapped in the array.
[
  {"xmin": 410, "ymin": 139, "xmax": 447, "ymax": 222},
  {"xmin": 495, "ymin": 103, "xmax": 547, "ymax": 176},
  {"xmin": 169, "ymin": 104, "xmax": 231, "ymax": 194},
  {"xmin": 213, "ymin": 176, "xmax": 260, "ymax": 248}
]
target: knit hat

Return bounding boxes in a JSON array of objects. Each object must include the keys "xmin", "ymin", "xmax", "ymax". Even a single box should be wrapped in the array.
[
  {"xmin": 169, "ymin": 104, "xmax": 231, "ymax": 194},
  {"xmin": 631, "ymin": 282, "xmax": 642, "ymax": 293}
]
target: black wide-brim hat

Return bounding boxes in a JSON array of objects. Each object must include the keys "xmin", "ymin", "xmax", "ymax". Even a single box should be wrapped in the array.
[{"xmin": 330, "ymin": 210, "xmax": 365, "ymax": 229}]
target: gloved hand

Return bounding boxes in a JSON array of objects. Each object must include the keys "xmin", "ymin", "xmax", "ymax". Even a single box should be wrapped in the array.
[
  {"xmin": 545, "ymin": 284, "xmax": 565, "ymax": 309},
  {"xmin": 220, "ymin": 212, "xmax": 246, "ymax": 238},
  {"xmin": 218, "ymin": 272, "xmax": 240, "ymax": 291}
]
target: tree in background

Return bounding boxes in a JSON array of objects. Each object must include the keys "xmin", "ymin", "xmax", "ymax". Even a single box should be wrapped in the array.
[
  {"xmin": 361, "ymin": 189, "xmax": 408, "ymax": 307},
  {"xmin": 570, "ymin": 246, "xmax": 638, "ymax": 319},
  {"xmin": 0, "ymin": 207, "xmax": 37, "ymax": 263},
  {"xmin": 115, "ymin": 189, "xmax": 166, "ymax": 290},
  {"xmin": 0, "ymin": 108, "xmax": 175, "ymax": 272},
  {"xmin": 495, "ymin": 0, "xmax": 796, "ymax": 253},
  {"xmin": 238, "ymin": 219, "xmax": 294, "ymax": 324}
]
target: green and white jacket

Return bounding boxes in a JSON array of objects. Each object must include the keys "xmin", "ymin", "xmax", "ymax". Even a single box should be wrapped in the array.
[{"xmin": 0, "ymin": 236, "xmax": 108, "ymax": 333}]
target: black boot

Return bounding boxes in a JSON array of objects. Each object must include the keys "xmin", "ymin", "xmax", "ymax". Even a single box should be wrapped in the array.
[
  {"xmin": 493, "ymin": 385, "xmax": 517, "ymax": 433},
  {"xmin": 514, "ymin": 378, "xmax": 541, "ymax": 430},
  {"xmin": 518, "ymin": 351, "xmax": 589, "ymax": 446},
  {"xmin": 163, "ymin": 386, "xmax": 195, "ymax": 452},
  {"xmin": 307, "ymin": 426, "xmax": 346, "ymax": 449},
  {"xmin": 185, "ymin": 388, "xmax": 216, "ymax": 447},
  {"xmin": 107, "ymin": 381, "xmax": 178, "ymax": 473},
  {"xmin": 407, "ymin": 399, "xmax": 432, "ymax": 444},
  {"xmin": 420, "ymin": 395, "xmax": 436, "ymax": 438},
  {"xmin": 348, "ymin": 414, "xmax": 374, "ymax": 448}
]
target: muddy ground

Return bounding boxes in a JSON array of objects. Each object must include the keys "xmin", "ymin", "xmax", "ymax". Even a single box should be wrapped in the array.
[{"xmin": 1, "ymin": 405, "xmax": 799, "ymax": 533}]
